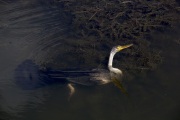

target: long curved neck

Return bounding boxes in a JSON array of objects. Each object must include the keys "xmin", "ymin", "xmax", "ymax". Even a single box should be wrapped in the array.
[{"xmin": 108, "ymin": 51, "xmax": 116, "ymax": 70}]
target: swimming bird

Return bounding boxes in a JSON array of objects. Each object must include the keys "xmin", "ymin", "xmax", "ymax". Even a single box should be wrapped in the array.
[
  {"xmin": 15, "ymin": 44, "xmax": 133, "ymax": 98},
  {"xmin": 49, "ymin": 44, "xmax": 133, "ymax": 97}
]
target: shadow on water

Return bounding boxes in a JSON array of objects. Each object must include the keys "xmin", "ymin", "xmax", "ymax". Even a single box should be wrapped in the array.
[
  {"xmin": 0, "ymin": 0, "xmax": 180, "ymax": 120},
  {"xmin": 14, "ymin": 60, "xmax": 68, "ymax": 90}
]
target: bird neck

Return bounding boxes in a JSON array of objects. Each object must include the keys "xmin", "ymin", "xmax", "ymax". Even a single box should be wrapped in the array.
[{"xmin": 108, "ymin": 51, "xmax": 116, "ymax": 70}]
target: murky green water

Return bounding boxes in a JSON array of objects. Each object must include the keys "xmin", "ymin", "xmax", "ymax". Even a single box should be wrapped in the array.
[{"xmin": 0, "ymin": 1, "xmax": 180, "ymax": 120}]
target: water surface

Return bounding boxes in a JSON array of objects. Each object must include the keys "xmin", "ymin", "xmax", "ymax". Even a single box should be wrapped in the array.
[{"xmin": 0, "ymin": 1, "xmax": 180, "ymax": 120}]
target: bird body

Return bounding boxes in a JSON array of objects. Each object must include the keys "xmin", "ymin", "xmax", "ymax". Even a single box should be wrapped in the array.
[
  {"xmin": 14, "ymin": 44, "xmax": 132, "ymax": 96},
  {"xmin": 49, "ymin": 44, "xmax": 133, "ymax": 86},
  {"xmin": 48, "ymin": 44, "xmax": 133, "ymax": 97}
]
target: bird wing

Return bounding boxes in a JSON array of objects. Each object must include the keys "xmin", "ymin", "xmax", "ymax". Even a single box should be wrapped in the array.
[
  {"xmin": 47, "ymin": 69, "xmax": 98, "ymax": 86},
  {"xmin": 48, "ymin": 68, "xmax": 111, "ymax": 85},
  {"xmin": 89, "ymin": 69, "xmax": 111, "ymax": 84}
]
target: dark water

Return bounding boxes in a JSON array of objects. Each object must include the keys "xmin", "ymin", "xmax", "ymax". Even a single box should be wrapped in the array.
[{"xmin": 0, "ymin": 1, "xmax": 180, "ymax": 120}]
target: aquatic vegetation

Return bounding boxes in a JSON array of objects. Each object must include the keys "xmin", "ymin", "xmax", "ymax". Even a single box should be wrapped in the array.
[
  {"xmin": 58, "ymin": 0, "xmax": 179, "ymax": 40},
  {"xmin": 52, "ymin": 0, "xmax": 180, "ymax": 78}
]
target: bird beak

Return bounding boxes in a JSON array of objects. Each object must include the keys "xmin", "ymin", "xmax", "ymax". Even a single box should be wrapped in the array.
[{"xmin": 117, "ymin": 44, "xmax": 133, "ymax": 51}]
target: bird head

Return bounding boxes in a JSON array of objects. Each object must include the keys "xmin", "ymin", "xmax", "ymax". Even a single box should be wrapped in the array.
[{"xmin": 112, "ymin": 44, "xmax": 133, "ymax": 53}]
